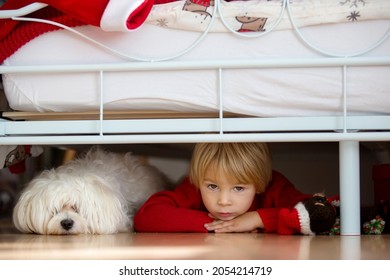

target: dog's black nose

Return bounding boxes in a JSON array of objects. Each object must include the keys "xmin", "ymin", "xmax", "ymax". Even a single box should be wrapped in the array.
[{"xmin": 61, "ymin": 219, "xmax": 74, "ymax": 231}]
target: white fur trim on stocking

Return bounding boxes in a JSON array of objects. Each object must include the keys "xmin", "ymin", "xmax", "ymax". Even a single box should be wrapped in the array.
[
  {"xmin": 295, "ymin": 202, "xmax": 314, "ymax": 235},
  {"xmin": 100, "ymin": 0, "xmax": 149, "ymax": 31}
]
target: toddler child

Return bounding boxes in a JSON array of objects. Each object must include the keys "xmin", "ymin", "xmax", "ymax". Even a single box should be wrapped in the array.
[{"xmin": 134, "ymin": 142, "xmax": 335, "ymax": 234}]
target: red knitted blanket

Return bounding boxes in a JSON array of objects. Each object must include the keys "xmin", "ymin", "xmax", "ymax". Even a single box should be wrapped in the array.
[
  {"xmin": 0, "ymin": 0, "xmax": 185, "ymax": 64},
  {"xmin": 0, "ymin": 7, "xmax": 84, "ymax": 64}
]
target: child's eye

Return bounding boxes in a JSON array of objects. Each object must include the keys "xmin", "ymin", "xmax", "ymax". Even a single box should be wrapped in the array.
[
  {"xmin": 233, "ymin": 186, "xmax": 244, "ymax": 192},
  {"xmin": 207, "ymin": 184, "xmax": 218, "ymax": 190}
]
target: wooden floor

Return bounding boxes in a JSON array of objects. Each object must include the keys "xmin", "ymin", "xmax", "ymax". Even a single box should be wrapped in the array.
[{"xmin": 1, "ymin": 218, "xmax": 390, "ymax": 260}]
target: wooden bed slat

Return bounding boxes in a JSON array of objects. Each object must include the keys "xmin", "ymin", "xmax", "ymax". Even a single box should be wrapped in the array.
[{"xmin": 2, "ymin": 110, "xmax": 245, "ymax": 121}]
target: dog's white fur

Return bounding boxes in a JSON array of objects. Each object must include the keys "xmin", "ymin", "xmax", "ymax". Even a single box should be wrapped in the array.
[{"xmin": 13, "ymin": 147, "xmax": 168, "ymax": 235}]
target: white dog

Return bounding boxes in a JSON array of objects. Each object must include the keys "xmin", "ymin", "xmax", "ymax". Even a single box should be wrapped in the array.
[{"xmin": 13, "ymin": 147, "xmax": 169, "ymax": 235}]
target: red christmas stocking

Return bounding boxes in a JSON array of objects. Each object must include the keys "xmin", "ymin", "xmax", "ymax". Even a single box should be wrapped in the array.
[
  {"xmin": 0, "ymin": 145, "xmax": 43, "ymax": 174},
  {"xmin": 0, "ymin": 0, "xmax": 153, "ymax": 40}
]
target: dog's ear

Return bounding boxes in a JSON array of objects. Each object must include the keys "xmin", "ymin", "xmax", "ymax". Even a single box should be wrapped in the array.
[
  {"xmin": 78, "ymin": 174, "xmax": 130, "ymax": 234},
  {"xmin": 12, "ymin": 184, "xmax": 51, "ymax": 234},
  {"xmin": 12, "ymin": 191, "xmax": 31, "ymax": 233},
  {"xmin": 12, "ymin": 170, "xmax": 61, "ymax": 234}
]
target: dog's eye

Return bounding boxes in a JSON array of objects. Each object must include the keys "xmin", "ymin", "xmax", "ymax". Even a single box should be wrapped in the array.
[
  {"xmin": 71, "ymin": 206, "xmax": 79, "ymax": 213},
  {"xmin": 51, "ymin": 208, "xmax": 59, "ymax": 216}
]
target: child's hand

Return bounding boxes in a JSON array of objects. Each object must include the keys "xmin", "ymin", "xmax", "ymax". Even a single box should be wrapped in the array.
[{"xmin": 204, "ymin": 211, "xmax": 262, "ymax": 233}]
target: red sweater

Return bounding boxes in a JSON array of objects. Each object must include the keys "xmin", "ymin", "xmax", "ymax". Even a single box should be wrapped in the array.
[{"xmin": 134, "ymin": 170, "xmax": 311, "ymax": 233}]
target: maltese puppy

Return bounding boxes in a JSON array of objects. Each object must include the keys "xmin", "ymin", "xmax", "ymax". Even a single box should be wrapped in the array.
[{"xmin": 13, "ymin": 147, "xmax": 169, "ymax": 235}]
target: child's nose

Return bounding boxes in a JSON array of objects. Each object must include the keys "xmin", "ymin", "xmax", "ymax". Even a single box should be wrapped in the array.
[{"xmin": 217, "ymin": 192, "xmax": 232, "ymax": 206}]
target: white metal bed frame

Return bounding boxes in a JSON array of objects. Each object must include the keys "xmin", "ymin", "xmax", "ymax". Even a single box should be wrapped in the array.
[{"xmin": 1, "ymin": 1, "xmax": 390, "ymax": 236}]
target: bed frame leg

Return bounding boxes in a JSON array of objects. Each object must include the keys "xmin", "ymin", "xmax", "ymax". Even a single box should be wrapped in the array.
[{"xmin": 339, "ymin": 141, "xmax": 361, "ymax": 235}]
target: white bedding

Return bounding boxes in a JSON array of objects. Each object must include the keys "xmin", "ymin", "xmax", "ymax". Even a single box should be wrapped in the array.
[
  {"xmin": 2, "ymin": 18, "xmax": 390, "ymax": 117},
  {"xmin": 147, "ymin": 0, "xmax": 390, "ymax": 33}
]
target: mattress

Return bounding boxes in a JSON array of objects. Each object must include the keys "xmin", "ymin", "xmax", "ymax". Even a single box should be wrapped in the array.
[{"xmin": 2, "ymin": 2, "xmax": 390, "ymax": 117}]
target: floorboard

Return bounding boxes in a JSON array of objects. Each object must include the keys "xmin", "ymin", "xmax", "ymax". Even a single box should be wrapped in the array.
[{"xmin": 1, "ymin": 218, "xmax": 389, "ymax": 260}]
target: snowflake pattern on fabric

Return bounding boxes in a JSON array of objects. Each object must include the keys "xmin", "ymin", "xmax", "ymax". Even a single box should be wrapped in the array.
[
  {"xmin": 156, "ymin": 18, "xmax": 169, "ymax": 27},
  {"xmin": 340, "ymin": 0, "xmax": 367, "ymax": 22},
  {"xmin": 340, "ymin": 0, "xmax": 366, "ymax": 8},
  {"xmin": 347, "ymin": 10, "xmax": 360, "ymax": 21}
]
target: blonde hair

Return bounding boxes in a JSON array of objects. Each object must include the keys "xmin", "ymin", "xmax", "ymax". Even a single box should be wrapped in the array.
[{"xmin": 189, "ymin": 143, "xmax": 272, "ymax": 193}]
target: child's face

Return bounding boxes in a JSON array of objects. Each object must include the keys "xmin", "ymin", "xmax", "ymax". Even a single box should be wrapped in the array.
[{"xmin": 199, "ymin": 165, "xmax": 256, "ymax": 221}]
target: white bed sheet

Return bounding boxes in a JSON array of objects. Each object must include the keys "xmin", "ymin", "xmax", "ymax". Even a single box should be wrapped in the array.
[{"xmin": 2, "ymin": 20, "xmax": 390, "ymax": 117}]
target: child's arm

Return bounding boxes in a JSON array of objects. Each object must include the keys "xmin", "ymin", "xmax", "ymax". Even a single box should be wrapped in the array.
[
  {"xmin": 134, "ymin": 177, "xmax": 213, "ymax": 232},
  {"xmin": 204, "ymin": 196, "xmax": 336, "ymax": 235}
]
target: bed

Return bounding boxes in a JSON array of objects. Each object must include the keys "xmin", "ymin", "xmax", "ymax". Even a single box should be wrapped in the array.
[{"xmin": 0, "ymin": 0, "xmax": 389, "ymax": 235}]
